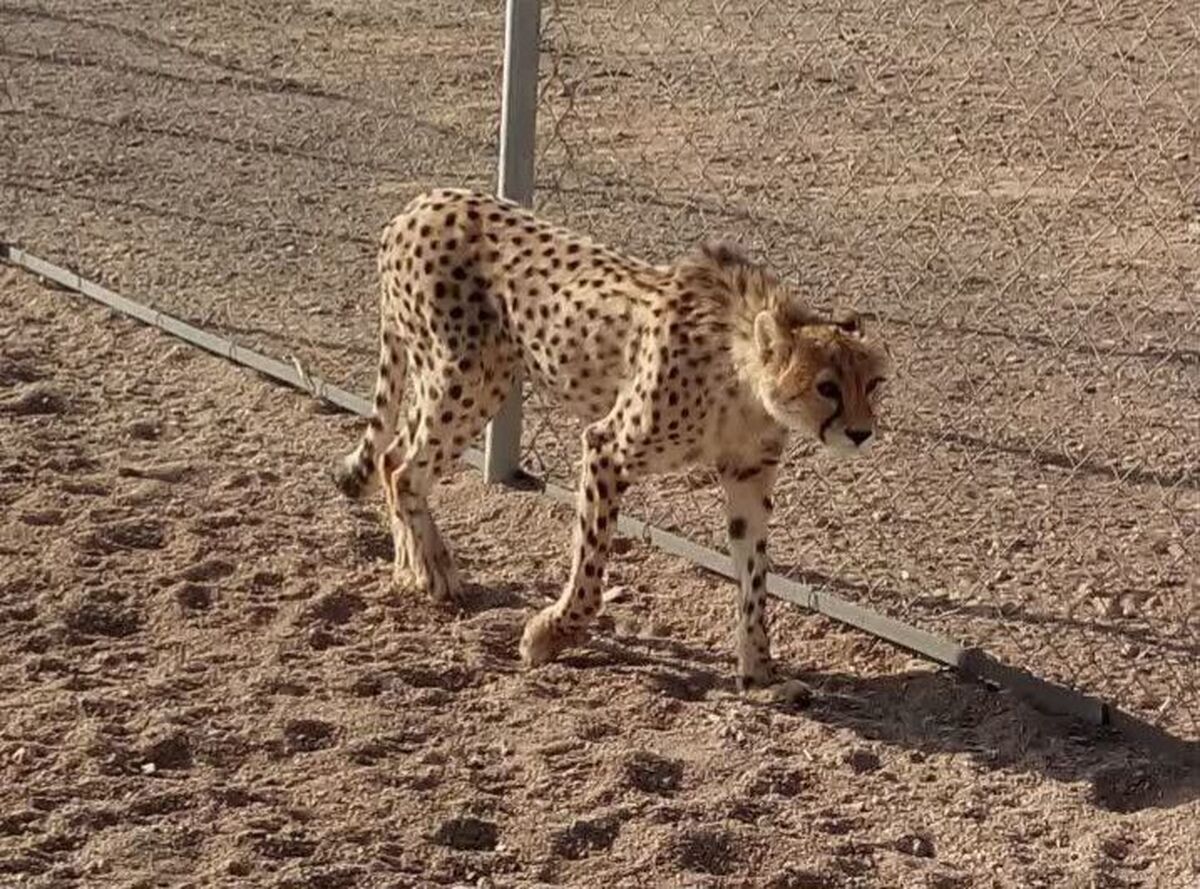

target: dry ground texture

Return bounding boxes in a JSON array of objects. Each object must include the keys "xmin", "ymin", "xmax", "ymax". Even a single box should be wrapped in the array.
[
  {"xmin": 3, "ymin": 259, "xmax": 1200, "ymax": 887},
  {"xmin": 2, "ymin": 0, "xmax": 1197, "ymax": 744},
  {"xmin": 1, "ymin": 0, "xmax": 1199, "ymax": 884}
]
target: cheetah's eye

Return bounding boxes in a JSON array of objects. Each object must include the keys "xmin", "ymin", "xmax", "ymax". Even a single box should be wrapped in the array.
[
  {"xmin": 816, "ymin": 380, "xmax": 840, "ymax": 400},
  {"xmin": 866, "ymin": 377, "xmax": 885, "ymax": 396}
]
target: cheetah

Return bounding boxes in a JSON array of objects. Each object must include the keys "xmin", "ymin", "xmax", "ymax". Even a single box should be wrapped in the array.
[{"xmin": 334, "ymin": 188, "xmax": 890, "ymax": 688}]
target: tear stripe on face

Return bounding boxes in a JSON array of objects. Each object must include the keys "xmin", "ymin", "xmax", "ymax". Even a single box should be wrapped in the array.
[{"xmin": 819, "ymin": 399, "xmax": 842, "ymax": 442}]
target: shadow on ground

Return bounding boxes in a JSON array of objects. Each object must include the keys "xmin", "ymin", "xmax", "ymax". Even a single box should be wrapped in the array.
[{"xmin": 558, "ymin": 629, "xmax": 1200, "ymax": 814}]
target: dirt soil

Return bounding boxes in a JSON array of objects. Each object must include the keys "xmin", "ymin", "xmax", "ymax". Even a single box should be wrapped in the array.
[
  {"xmin": 2, "ymin": 2, "xmax": 1199, "ymax": 884},
  {"xmin": 4, "ymin": 266, "xmax": 1200, "ymax": 885},
  {"xmin": 2, "ymin": 0, "xmax": 1196, "ymax": 745}
]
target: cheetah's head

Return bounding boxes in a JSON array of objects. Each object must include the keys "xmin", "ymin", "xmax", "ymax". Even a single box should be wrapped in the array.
[{"xmin": 753, "ymin": 308, "xmax": 890, "ymax": 457}]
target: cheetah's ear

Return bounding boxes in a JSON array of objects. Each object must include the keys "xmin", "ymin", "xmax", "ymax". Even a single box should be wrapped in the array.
[
  {"xmin": 754, "ymin": 310, "xmax": 791, "ymax": 367},
  {"xmin": 699, "ymin": 239, "xmax": 753, "ymax": 269},
  {"xmin": 780, "ymin": 299, "xmax": 828, "ymax": 330}
]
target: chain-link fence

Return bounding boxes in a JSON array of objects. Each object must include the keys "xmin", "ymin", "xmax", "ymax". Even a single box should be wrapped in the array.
[
  {"xmin": 523, "ymin": 0, "xmax": 1199, "ymax": 744},
  {"xmin": 2, "ymin": 1, "xmax": 507, "ymax": 394},
  {"xmin": 2, "ymin": 1, "xmax": 1197, "ymax": 745}
]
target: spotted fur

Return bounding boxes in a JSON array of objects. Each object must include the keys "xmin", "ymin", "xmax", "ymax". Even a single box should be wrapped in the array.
[{"xmin": 335, "ymin": 188, "xmax": 890, "ymax": 686}]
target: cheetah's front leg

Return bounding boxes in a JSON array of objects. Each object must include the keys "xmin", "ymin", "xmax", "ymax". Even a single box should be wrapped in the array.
[
  {"xmin": 720, "ymin": 463, "xmax": 779, "ymax": 689},
  {"xmin": 520, "ymin": 422, "xmax": 623, "ymax": 666}
]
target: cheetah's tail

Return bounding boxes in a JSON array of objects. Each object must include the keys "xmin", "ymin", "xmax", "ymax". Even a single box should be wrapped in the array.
[{"xmin": 332, "ymin": 325, "xmax": 405, "ymax": 500}]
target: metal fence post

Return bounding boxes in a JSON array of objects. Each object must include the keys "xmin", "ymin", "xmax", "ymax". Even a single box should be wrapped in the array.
[{"xmin": 484, "ymin": 0, "xmax": 541, "ymax": 484}]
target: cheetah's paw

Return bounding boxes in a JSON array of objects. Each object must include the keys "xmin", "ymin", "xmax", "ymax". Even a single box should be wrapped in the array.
[
  {"xmin": 736, "ymin": 655, "xmax": 778, "ymax": 693},
  {"xmin": 519, "ymin": 607, "xmax": 584, "ymax": 667},
  {"xmin": 390, "ymin": 565, "xmax": 420, "ymax": 593}
]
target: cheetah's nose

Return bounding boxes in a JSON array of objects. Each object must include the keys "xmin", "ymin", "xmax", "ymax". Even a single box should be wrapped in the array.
[{"xmin": 846, "ymin": 429, "xmax": 872, "ymax": 446}]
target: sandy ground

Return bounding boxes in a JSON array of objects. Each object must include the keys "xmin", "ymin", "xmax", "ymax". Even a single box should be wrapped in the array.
[
  {"xmin": 3, "ymin": 265, "xmax": 1200, "ymax": 887},
  {"xmin": 2, "ymin": 0, "xmax": 1196, "ymax": 745},
  {"xmin": 2, "ymin": 2, "xmax": 1199, "ymax": 884}
]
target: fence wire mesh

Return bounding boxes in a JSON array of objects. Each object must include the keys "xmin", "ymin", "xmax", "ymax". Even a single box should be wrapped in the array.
[
  {"xmin": 2, "ymin": 1, "xmax": 505, "ymax": 395},
  {"xmin": 524, "ymin": 0, "xmax": 1200, "ymax": 743},
  {"xmin": 2, "ymin": 1, "xmax": 1197, "ymax": 743}
]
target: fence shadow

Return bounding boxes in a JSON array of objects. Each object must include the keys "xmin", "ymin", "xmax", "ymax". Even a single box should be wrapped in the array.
[
  {"xmin": 771, "ymin": 563, "xmax": 1200, "ymax": 661},
  {"xmin": 879, "ymin": 312, "xmax": 1200, "ymax": 369},
  {"xmin": 893, "ymin": 425, "xmax": 1200, "ymax": 491},
  {"xmin": 2, "ymin": 6, "xmax": 351, "ymax": 101},
  {"xmin": 792, "ymin": 665, "xmax": 1200, "ymax": 813}
]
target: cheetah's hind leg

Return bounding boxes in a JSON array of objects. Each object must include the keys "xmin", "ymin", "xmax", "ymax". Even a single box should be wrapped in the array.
[
  {"xmin": 381, "ymin": 365, "xmax": 514, "ymax": 603},
  {"xmin": 333, "ymin": 326, "xmax": 405, "ymax": 500}
]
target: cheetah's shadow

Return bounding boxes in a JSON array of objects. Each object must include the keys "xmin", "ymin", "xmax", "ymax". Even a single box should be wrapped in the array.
[
  {"xmin": 456, "ymin": 581, "xmax": 532, "ymax": 614},
  {"xmin": 555, "ymin": 631, "xmax": 1200, "ymax": 813}
]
